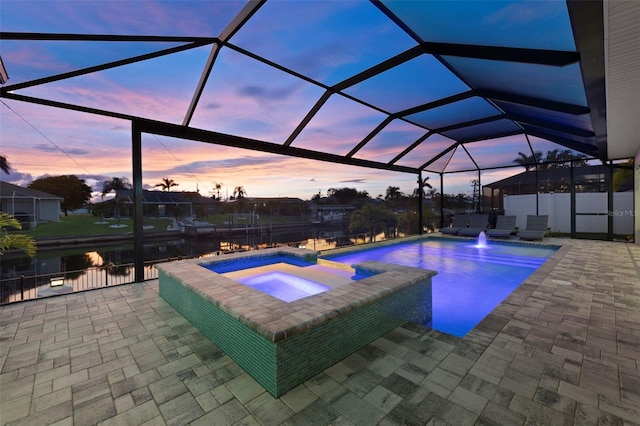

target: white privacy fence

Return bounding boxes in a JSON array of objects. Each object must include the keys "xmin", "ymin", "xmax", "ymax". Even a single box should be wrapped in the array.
[{"xmin": 503, "ymin": 192, "xmax": 634, "ymax": 234}]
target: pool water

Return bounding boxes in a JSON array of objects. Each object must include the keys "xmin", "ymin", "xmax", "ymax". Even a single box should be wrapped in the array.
[
  {"xmin": 203, "ymin": 255, "xmax": 314, "ymax": 274},
  {"xmin": 323, "ymin": 238, "xmax": 557, "ymax": 337},
  {"xmin": 236, "ymin": 272, "xmax": 330, "ymax": 302},
  {"xmin": 203, "ymin": 255, "xmax": 376, "ymax": 303}
]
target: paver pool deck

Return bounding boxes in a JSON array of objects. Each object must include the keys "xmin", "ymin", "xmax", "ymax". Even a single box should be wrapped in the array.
[{"xmin": 1, "ymin": 237, "xmax": 639, "ymax": 425}]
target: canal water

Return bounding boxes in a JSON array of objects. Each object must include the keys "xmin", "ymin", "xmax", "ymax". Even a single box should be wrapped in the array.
[{"xmin": 0, "ymin": 227, "xmax": 364, "ymax": 303}]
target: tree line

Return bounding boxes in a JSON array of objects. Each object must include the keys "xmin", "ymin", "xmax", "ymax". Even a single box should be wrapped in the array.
[{"xmin": 513, "ymin": 149, "xmax": 587, "ymax": 171}]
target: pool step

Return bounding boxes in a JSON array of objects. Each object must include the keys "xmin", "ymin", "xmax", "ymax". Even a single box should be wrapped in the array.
[{"xmin": 412, "ymin": 246, "xmax": 547, "ymax": 269}]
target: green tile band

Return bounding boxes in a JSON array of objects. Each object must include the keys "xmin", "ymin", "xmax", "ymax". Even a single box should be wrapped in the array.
[{"xmin": 159, "ymin": 268, "xmax": 431, "ymax": 397}]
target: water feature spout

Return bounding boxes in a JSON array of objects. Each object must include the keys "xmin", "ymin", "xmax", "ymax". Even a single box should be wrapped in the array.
[{"xmin": 476, "ymin": 231, "xmax": 488, "ymax": 249}]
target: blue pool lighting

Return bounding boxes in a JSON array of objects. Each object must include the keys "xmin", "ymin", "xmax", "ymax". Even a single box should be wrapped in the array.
[
  {"xmin": 324, "ymin": 238, "xmax": 557, "ymax": 337},
  {"xmin": 203, "ymin": 255, "xmax": 314, "ymax": 274},
  {"xmin": 202, "ymin": 253, "xmax": 375, "ymax": 303},
  {"xmin": 236, "ymin": 272, "xmax": 331, "ymax": 303}
]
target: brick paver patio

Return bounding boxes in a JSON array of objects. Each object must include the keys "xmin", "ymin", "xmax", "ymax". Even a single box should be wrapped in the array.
[{"xmin": 1, "ymin": 238, "xmax": 639, "ymax": 425}]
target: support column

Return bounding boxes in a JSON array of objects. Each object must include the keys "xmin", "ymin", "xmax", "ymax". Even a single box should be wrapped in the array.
[
  {"xmin": 418, "ymin": 171, "xmax": 423, "ymax": 235},
  {"xmin": 439, "ymin": 172, "xmax": 445, "ymax": 229},
  {"xmin": 535, "ymin": 166, "xmax": 539, "ymax": 215},
  {"xmin": 477, "ymin": 169, "xmax": 481, "ymax": 213},
  {"xmin": 570, "ymin": 161, "xmax": 576, "ymax": 238},
  {"xmin": 607, "ymin": 162, "xmax": 613, "ymax": 241},
  {"xmin": 132, "ymin": 121, "xmax": 145, "ymax": 283}
]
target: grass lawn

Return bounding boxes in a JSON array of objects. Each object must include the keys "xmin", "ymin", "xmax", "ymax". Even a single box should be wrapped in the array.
[
  {"xmin": 11, "ymin": 214, "xmax": 173, "ymax": 239},
  {"xmin": 10, "ymin": 214, "xmax": 311, "ymax": 239}
]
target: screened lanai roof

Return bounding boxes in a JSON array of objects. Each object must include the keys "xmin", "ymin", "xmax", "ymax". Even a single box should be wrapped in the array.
[{"xmin": 1, "ymin": 0, "xmax": 638, "ymax": 176}]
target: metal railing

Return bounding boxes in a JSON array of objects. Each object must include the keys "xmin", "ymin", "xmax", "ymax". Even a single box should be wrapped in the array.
[
  {"xmin": 0, "ymin": 260, "xmax": 162, "ymax": 305},
  {"xmin": 0, "ymin": 230, "xmax": 413, "ymax": 305}
]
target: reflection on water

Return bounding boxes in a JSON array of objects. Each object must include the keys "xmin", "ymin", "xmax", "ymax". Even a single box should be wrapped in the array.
[{"xmin": 1, "ymin": 227, "xmax": 379, "ymax": 303}]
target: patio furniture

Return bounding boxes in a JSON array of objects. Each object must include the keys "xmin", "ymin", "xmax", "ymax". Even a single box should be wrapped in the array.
[
  {"xmin": 486, "ymin": 215, "xmax": 518, "ymax": 238},
  {"xmin": 441, "ymin": 215, "xmax": 469, "ymax": 235},
  {"xmin": 517, "ymin": 215, "xmax": 550, "ymax": 240},
  {"xmin": 458, "ymin": 214, "xmax": 490, "ymax": 237}
]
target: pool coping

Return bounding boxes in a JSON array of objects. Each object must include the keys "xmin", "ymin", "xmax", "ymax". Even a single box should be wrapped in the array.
[{"xmin": 154, "ymin": 246, "xmax": 436, "ymax": 343}]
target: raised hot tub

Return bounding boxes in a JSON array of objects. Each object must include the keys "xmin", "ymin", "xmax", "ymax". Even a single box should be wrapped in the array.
[{"xmin": 156, "ymin": 247, "xmax": 434, "ymax": 397}]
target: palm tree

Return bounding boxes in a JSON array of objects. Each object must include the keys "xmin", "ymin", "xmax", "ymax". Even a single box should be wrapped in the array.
[
  {"xmin": 553, "ymin": 149, "xmax": 587, "ymax": 168},
  {"xmin": 109, "ymin": 198, "xmax": 128, "ymax": 227},
  {"xmin": 0, "ymin": 155, "xmax": 9, "ymax": 174},
  {"xmin": 349, "ymin": 204, "xmax": 396, "ymax": 242},
  {"xmin": 212, "ymin": 181, "xmax": 223, "ymax": 200},
  {"xmin": 513, "ymin": 151, "xmax": 541, "ymax": 171},
  {"xmin": 90, "ymin": 202, "xmax": 110, "ymax": 223},
  {"xmin": 544, "ymin": 149, "xmax": 561, "ymax": 168},
  {"xmin": 233, "ymin": 186, "xmax": 247, "ymax": 199},
  {"xmin": 102, "ymin": 177, "xmax": 132, "ymax": 225},
  {"xmin": 385, "ymin": 186, "xmax": 404, "ymax": 200},
  {"xmin": 155, "ymin": 177, "xmax": 179, "ymax": 192},
  {"xmin": 412, "ymin": 176, "xmax": 433, "ymax": 198},
  {"xmin": 0, "ymin": 212, "xmax": 36, "ymax": 257},
  {"xmin": 102, "ymin": 177, "xmax": 132, "ymax": 198}
]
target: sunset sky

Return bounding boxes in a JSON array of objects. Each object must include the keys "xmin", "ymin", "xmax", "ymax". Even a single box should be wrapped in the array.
[{"xmin": 0, "ymin": 0, "xmax": 581, "ymax": 201}]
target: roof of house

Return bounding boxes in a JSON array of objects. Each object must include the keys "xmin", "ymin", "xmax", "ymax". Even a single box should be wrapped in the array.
[
  {"xmin": 0, "ymin": 181, "xmax": 64, "ymax": 200},
  {"xmin": 242, "ymin": 197, "xmax": 305, "ymax": 204}
]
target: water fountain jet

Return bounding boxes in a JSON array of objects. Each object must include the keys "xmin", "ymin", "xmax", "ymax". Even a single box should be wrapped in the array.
[
  {"xmin": 467, "ymin": 231, "xmax": 490, "ymax": 249},
  {"xmin": 477, "ymin": 231, "xmax": 488, "ymax": 248}
]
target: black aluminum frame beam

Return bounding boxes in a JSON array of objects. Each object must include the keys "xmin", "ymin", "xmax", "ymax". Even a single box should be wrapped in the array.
[
  {"xmin": 509, "ymin": 113, "xmax": 595, "ymax": 138},
  {"xmin": 333, "ymin": 45, "xmax": 424, "ymax": 91},
  {"xmin": 0, "ymin": 32, "xmax": 214, "ymax": 42},
  {"xmin": 226, "ymin": 42, "xmax": 432, "ymax": 150},
  {"xmin": 460, "ymin": 144, "xmax": 480, "ymax": 171},
  {"xmin": 478, "ymin": 88, "xmax": 590, "ymax": 115},
  {"xmin": 396, "ymin": 91, "xmax": 475, "ymax": 117},
  {"xmin": 183, "ymin": 0, "xmax": 265, "ymax": 126},
  {"xmin": 389, "ymin": 131, "xmax": 433, "ymax": 165},
  {"xmin": 431, "ymin": 155, "xmax": 597, "ymax": 175},
  {"xmin": 346, "ymin": 116, "xmax": 394, "ymax": 158},
  {"xmin": 284, "ymin": 91, "xmax": 332, "ymax": 147},
  {"xmin": 372, "ymin": 1, "xmax": 580, "ymax": 66},
  {"xmin": 2, "ymin": 92, "xmax": 143, "ymax": 121},
  {"xmin": 523, "ymin": 128, "xmax": 600, "ymax": 157},
  {"xmin": 2, "ymin": 91, "xmax": 418, "ymax": 175},
  {"xmin": 0, "ymin": 37, "xmax": 214, "ymax": 93},
  {"xmin": 421, "ymin": 143, "xmax": 458, "ymax": 170},
  {"xmin": 449, "ymin": 129, "xmax": 524, "ymax": 145},
  {"xmin": 132, "ymin": 122, "xmax": 144, "ymax": 283},
  {"xmin": 431, "ymin": 114, "xmax": 507, "ymax": 134},
  {"xmin": 566, "ymin": 0, "xmax": 608, "ymax": 160},
  {"xmin": 420, "ymin": 41, "xmax": 580, "ymax": 66},
  {"xmin": 135, "ymin": 118, "xmax": 418, "ymax": 174}
]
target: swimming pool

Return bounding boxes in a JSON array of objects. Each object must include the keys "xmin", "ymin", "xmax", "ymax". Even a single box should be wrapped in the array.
[{"xmin": 322, "ymin": 237, "xmax": 558, "ymax": 337}]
